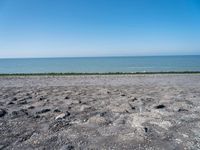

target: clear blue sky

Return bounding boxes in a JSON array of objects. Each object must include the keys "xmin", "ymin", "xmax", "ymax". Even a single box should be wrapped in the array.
[{"xmin": 0, "ymin": 0, "xmax": 200, "ymax": 58}]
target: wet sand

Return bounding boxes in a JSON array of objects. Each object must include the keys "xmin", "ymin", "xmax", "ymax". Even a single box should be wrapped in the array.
[{"xmin": 0, "ymin": 75, "xmax": 200, "ymax": 149}]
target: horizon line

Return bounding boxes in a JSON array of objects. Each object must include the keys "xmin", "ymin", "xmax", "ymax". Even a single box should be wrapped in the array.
[{"xmin": 0, "ymin": 54, "xmax": 200, "ymax": 59}]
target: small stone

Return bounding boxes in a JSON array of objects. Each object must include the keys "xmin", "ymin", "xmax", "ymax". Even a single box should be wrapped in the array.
[
  {"xmin": 28, "ymin": 106, "xmax": 35, "ymax": 109},
  {"xmin": 34, "ymin": 115, "xmax": 40, "ymax": 118},
  {"xmin": 178, "ymin": 108, "xmax": 188, "ymax": 112},
  {"xmin": 0, "ymin": 109, "xmax": 7, "ymax": 117},
  {"xmin": 18, "ymin": 100, "xmax": 27, "ymax": 105},
  {"xmin": 66, "ymin": 111, "xmax": 70, "ymax": 116},
  {"xmin": 39, "ymin": 97, "xmax": 45, "ymax": 101},
  {"xmin": 65, "ymin": 96, "xmax": 69, "ymax": 99},
  {"xmin": 54, "ymin": 109, "xmax": 61, "ymax": 112},
  {"xmin": 55, "ymin": 113, "xmax": 66, "ymax": 120},
  {"xmin": 7, "ymin": 101, "xmax": 14, "ymax": 105},
  {"xmin": 155, "ymin": 104, "xmax": 165, "ymax": 109},
  {"xmin": 121, "ymin": 94, "xmax": 126, "ymax": 96},
  {"xmin": 36, "ymin": 108, "xmax": 51, "ymax": 114},
  {"xmin": 144, "ymin": 127, "xmax": 148, "ymax": 133}
]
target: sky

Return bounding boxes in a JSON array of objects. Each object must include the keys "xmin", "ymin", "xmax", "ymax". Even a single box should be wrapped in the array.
[{"xmin": 0, "ymin": 0, "xmax": 200, "ymax": 58}]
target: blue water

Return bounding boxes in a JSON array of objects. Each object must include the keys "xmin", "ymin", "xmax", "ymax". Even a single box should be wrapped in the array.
[{"xmin": 0, "ymin": 56, "xmax": 200, "ymax": 73}]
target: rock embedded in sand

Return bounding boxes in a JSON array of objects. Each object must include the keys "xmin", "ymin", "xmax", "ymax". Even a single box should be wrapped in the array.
[
  {"xmin": 28, "ymin": 106, "xmax": 35, "ymax": 109},
  {"xmin": 65, "ymin": 96, "xmax": 70, "ymax": 99},
  {"xmin": 39, "ymin": 97, "xmax": 45, "ymax": 101},
  {"xmin": 121, "ymin": 94, "xmax": 126, "ymax": 97},
  {"xmin": 155, "ymin": 104, "xmax": 166, "ymax": 109},
  {"xmin": 0, "ymin": 108, "xmax": 7, "ymax": 117},
  {"xmin": 178, "ymin": 108, "xmax": 188, "ymax": 112},
  {"xmin": 144, "ymin": 127, "xmax": 148, "ymax": 133},
  {"xmin": 36, "ymin": 108, "xmax": 51, "ymax": 114},
  {"xmin": 17, "ymin": 100, "xmax": 27, "ymax": 105},
  {"xmin": 7, "ymin": 101, "xmax": 15, "ymax": 105},
  {"xmin": 54, "ymin": 109, "xmax": 61, "ymax": 112}
]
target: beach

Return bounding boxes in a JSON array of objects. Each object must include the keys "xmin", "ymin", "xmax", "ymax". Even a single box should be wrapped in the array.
[{"xmin": 0, "ymin": 74, "xmax": 200, "ymax": 149}]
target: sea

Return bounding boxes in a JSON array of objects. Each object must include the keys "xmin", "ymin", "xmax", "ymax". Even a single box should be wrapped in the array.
[{"xmin": 0, "ymin": 55, "xmax": 200, "ymax": 73}]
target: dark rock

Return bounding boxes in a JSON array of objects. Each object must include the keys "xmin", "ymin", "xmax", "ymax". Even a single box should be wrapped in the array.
[
  {"xmin": 178, "ymin": 108, "xmax": 188, "ymax": 112},
  {"xmin": 121, "ymin": 94, "xmax": 126, "ymax": 96},
  {"xmin": 7, "ymin": 101, "xmax": 15, "ymax": 105},
  {"xmin": 0, "ymin": 108, "xmax": 7, "ymax": 117},
  {"xmin": 155, "ymin": 104, "xmax": 165, "ymax": 109},
  {"xmin": 131, "ymin": 106, "xmax": 136, "ymax": 110},
  {"xmin": 144, "ymin": 127, "xmax": 148, "ymax": 133},
  {"xmin": 28, "ymin": 106, "xmax": 35, "ymax": 109},
  {"xmin": 39, "ymin": 97, "xmax": 45, "ymax": 101},
  {"xmin": 34, "ymin": 115, "xmax": 40, "ymax": 118},
  {"xmin": 54, "ymin": 109, "xmax": 61, "ymax": 112},
  {"xmin": 78, "ymin": 100, "xmax": 82, "ymax": 104},
  {"xmin": 65, "ymin": 96, "xmax": 70, "ymax": 99},
  {"xmin": 66, "ymin": 111, "xmax": 70, "ymax": 116},
  {"xmin": 17, "ymin": 100, "xmax": 27, "ymax": 105},
  {"xmin": 36, "ymin": 108, "xmax": 51, "ymax": 114}
]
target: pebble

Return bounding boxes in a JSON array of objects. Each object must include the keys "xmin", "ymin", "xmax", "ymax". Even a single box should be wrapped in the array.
[{"xmin": 0, "ymin": 109, "xmax": 7, "ymax": 117}]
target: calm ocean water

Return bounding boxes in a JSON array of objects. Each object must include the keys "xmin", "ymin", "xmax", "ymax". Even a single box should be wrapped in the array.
[{"xmin": 0, "ymin": 56, "xmax": 200, "ymax": 73}]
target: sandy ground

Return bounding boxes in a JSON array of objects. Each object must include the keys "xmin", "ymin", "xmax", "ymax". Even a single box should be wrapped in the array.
[{"xmin": 0, "ymin": 75, "xmax": 200, "ymax": 150}]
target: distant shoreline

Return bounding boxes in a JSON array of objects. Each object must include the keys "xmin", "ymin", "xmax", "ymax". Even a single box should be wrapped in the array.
[{"xmin": 0, "ymin": 71, "xmax": 200, "ymax": 76}]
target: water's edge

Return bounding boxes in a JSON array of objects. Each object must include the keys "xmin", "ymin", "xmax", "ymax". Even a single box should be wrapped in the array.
[{"xmin": 0, "ymin": 71, "xmax": 200, "ymax": 76}]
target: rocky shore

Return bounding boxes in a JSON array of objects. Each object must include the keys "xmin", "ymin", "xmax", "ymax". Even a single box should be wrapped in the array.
[{"xmin": 0, "ymin": 75, "xmax": 200, "ymax": 149}]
